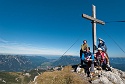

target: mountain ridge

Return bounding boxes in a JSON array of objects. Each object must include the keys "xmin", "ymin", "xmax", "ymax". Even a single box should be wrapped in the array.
[
  {"xmin": 0, "ymin": 55, "xmax": 51, "ymax": 71},
  {"xmin": 1, "ymin": 55, "xmax": 125, "ymax": 71}
]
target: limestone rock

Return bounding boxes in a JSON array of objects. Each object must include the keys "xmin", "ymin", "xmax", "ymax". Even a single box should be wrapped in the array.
[{"xmin": 92, "ymin": 68, "xmax": 125, "ymax": 84}]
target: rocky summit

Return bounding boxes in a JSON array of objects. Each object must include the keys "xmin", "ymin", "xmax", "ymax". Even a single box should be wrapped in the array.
[
  {"xmin": 92, "ymin": 68, "xmax": 125, "ymax": 84},
  {"xmin": 31, "ymin": 66, "xmax": 125, "ymax": 84}
]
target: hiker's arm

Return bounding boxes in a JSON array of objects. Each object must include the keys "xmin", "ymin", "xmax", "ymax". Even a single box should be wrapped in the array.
[
  {"xmin": 105, "ymin": 54, "xmax": 109, "ymax": 64},
  {"xmin": 90, "ymin": 54, "xmax": 95, "ymax": 61}
]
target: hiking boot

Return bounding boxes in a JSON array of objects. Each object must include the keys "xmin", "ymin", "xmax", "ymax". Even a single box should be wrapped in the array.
[
  {"xmin": 98, "ymin": 75, "xmax": 101, "ymax": 78},
  {"xmin": 97, "ymin": 67, "xmax": 102, "ymax": 70}
]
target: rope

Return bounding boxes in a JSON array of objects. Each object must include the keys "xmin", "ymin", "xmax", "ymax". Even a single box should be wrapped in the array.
[
  {"xmin": 99, "ymin": 27, "xmax": 125, "ymax": 54},
  {"xmin": 61, "ymin": 20, "xmax": 125, "ymax": 56},
  {"xmin": 61, "ymin": 34, "xmax": 82, "ymax": 56},
  {"xmin": 105, "ymin": 20, "xmax": 125, "ymax": 23},
  {"xmin": 61, "ymin": 25, "xmax": 90, "ymax": 56}
]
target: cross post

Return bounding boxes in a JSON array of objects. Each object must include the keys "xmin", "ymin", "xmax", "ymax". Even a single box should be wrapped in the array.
[{"xmin": 82, "ymin": 5, "xmax": 105, "ymax": 53}]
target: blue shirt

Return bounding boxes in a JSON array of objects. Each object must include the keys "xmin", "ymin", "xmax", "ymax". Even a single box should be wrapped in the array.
[{"xmin": 82, "ymin": 51, "xmax": 94, "ymax": 61}]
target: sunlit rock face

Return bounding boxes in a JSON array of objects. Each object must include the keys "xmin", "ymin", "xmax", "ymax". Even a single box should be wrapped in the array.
[{"xmin": 92, "ymin": 68, "xmax": 125, "ymax": 84}]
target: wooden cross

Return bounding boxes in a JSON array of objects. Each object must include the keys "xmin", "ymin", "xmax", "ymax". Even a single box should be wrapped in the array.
[{"xmin": 82, "ymin": 5, "xmax": 105, "ymax": 53}]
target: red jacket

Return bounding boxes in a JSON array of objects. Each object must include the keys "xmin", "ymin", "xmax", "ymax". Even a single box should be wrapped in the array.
[{"xmin": 95, "ymin": 52, "xmax": 106, "ymax": 63}]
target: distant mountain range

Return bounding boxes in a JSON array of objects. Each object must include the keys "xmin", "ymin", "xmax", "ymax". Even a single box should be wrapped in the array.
[
  {"xmin": 0, "ymin": 54, "xmax": 125, "ymax": 71},
  {"xmin": 109, "ymin": 57, "xmax": 125, "ymax": 71},
  {"xmin": 52, "ymin": 56, "xmax": 80, "ymax": 66},
  {"xmin": 52, "ymin": 56, "xmax": 125, "ymax": 71},
  {"xmin": 0, "ymin": 55, "xmax": 53, "ymax": 71}
]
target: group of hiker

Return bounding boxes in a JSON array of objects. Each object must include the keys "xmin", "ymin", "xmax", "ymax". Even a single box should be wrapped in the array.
[{"xmin": 80, "ymin": 38, "xmax": 111, "ymax": 76}]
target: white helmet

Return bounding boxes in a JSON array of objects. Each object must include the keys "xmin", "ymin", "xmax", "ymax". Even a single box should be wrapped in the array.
[{"xmin": 98, "ymin": 48, "xmax": 102, "ymax": 51}]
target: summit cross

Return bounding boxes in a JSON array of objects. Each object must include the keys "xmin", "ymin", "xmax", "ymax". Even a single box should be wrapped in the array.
[{"xmin": 82, "ymin": 5, "xmax": 105, "ymax": 53}]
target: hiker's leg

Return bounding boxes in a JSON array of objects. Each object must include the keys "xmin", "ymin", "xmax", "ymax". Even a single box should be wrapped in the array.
[
  {"xmin": 90, "ymin": 61, "xmax": 94, "ymax": 72},
  {"xmin": 80, "ymin": 50, "xmax": 82, "ymax": 58},
  {"xmin": 86, "ymin": 64, "xmax": 90, "ymax": 77},
  {"xmin": 102, "ymin": 62, "xmax": 106, "ymax": 70},
  {"xmin": 80, "ymin": 50, "xmax": 83, "ymax": 66}
]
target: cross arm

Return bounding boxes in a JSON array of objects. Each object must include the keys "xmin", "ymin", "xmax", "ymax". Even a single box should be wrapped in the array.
[{"xmin": 82, "ymin": 14, "xmax": 105, "ymax": 25}]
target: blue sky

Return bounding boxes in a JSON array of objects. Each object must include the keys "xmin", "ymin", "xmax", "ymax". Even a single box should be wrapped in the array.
[{"xmin": 0, "ymin": 0, "xmax": 125, "ymax": 57}]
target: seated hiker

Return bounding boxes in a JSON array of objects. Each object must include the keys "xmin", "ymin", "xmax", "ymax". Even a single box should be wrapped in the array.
[
  {"xmin": 81, "ymin": 47, "xmax": 94, "ymax": 77},
  {"xmin": 80, "ymin": 40, "xmax": 88, "ymax": 66},
  {"xmin": 94, "ymin": 48, "xmax": 110, "ymax": 71},
  {"xmin": 98, "ymin": 38, "xmax": 107, "ymax": 52},
  {"xmin": 98, "ymin": 38, "xmax": 109, "ymax": 58}
]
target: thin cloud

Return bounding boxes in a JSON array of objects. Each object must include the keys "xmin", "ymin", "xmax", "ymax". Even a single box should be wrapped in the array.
[
  {"xmin": 0, "ymin": 41, "xmax": 65, "ymax": 55},
  {"xmin": 0, "ymin": 38, "xmax": 77, "ymax": 55},
  {"xmin": 0, "ymin": 38, "xmax": 8, "ymax": 43}
]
